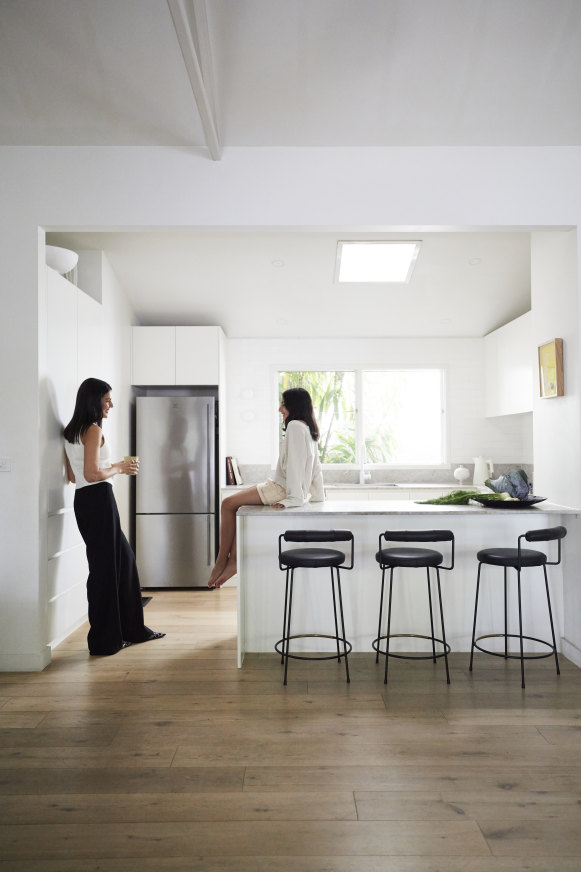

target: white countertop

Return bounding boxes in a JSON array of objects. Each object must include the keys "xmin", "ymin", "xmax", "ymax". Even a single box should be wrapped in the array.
[
  {"xmin": 238, "ymin": 499, "xmax": 579, "ymax": 516},
  {"xmin": 324, "ymin": 482, "xmax": 464, "ymax": 489}
]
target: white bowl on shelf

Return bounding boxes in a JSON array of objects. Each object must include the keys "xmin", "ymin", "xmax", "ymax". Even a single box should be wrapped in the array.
[{"xmin": 45, "ymin": 245, "xmax": 78, "ymax": 275}]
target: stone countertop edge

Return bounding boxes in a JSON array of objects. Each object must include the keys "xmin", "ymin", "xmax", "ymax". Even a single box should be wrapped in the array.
[
  {"xmin": 237, "ymin": 500, "xmax": 580, "ymax": 516},
  {"xmin": 224, "ymin": 483, "xmax": 476, "ymax": 489}
]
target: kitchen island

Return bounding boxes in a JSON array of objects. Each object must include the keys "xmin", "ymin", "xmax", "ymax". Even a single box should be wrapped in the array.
[{"xmin": 235, "ymin": 499, "xmax": 580, "ymax": 667}]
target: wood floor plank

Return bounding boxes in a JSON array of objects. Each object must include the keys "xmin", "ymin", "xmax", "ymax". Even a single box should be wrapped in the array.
[
  {"xmin": 244, "ymin": 764, "xmax": 581, "ymax": 792},
  {"xmin": 536, "ymin": 725, "xmax": 581, "ymax": 746},
  {"xmin": 0, "ymin": 790, "xmax": 357, "ymax": 824},
  {"xmin": 0, "ymin": 820, "xmax": 490, "ymax": 860},
  {"xmin": 0, "ymin": 726, "xmax": 118, "ymax": 748},
  {"xmin": 0, "ymin": 712, "xmax": 45, "ymax": 728},
  {"xmin": 0, "ymin": 747, "xmax": 175, "ymax": 769},
  {"xmin": 355, "ymin": 788, "xmax": 581, "ymax": 821},
  {"xmin": 0, "ymin": 766, "xmax": 244, "ymax": 795},
  {"xmin": 481, "ymin": 820, "xmax": 581, "ymax": 856},
  {"xmin": 172, "ymin": 732, "xmax": 565, "ymax": 767},
  {"xmin": 1, "ymin": 857, "xmax": 581, "ymax": 872}
]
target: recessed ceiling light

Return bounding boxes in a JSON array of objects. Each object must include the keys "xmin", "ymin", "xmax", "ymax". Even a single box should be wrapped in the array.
[
  {"xmin": 271, "ymin": 259, "xmax": 285, "ymax": 268},
  {"xmin": 469, "ymin": 257, "xmax": 482, "ymax": 266},
  {"xmin": 336, "ymin": 241, "xmax": 421, "ymax": 283}
]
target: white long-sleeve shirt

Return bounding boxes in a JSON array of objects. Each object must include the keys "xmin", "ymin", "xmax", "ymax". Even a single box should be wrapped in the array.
[{"xmin": 273, "ymin": 420, "xmax": 325, "ymax": 508}]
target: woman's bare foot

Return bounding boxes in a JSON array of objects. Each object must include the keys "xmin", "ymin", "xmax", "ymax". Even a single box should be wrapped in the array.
[
  {"xmin": 213, "ymin": 558, "xmax": 237, "ymax": 588},
  {"xmin": 208, "ymin": 557, "xmax": 229, "ymax": 588}
]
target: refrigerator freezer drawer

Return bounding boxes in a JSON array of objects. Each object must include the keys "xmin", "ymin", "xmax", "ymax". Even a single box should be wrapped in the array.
[{"xmin": 136, "ymin": 514, "xmax": 215, "ymax": 588}]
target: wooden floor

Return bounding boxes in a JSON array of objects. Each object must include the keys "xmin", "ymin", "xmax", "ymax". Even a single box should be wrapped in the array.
[{"xmin": 1, "ymin": 589, "xmax": 581, "ymax": 871}]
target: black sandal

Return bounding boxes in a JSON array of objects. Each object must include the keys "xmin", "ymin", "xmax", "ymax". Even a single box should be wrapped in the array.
[{"xmin": 143, "ymin": 631, "xmax": 165, "ymax": 642}]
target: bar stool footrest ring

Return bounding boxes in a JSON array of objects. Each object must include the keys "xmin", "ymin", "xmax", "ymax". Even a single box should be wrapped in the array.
[
  {"xmin": 372, "ymin": 632, "xmax": 450, "ymax": 660},
  {"xmin": 473, "ymin": 633, "xmax": 556, "ymax": 660},
  {"xmin": 275, "ymin": 633, "xmax": 352, "ymax": 661}
]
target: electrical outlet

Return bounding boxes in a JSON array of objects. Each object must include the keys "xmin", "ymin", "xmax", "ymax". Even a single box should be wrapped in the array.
[{"xmin": 0, "ymin": 457, "xmax": 11, "ymax": 472}]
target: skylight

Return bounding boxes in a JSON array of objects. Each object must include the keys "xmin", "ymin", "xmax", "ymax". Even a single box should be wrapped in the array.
[{"xmin": 336, "ymin": 241, "xmax": 421, "ymax": 283}]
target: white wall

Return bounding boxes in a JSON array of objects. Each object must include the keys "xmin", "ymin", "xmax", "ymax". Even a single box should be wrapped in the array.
[
  {"xmin": 42, "ymin": 257, "xmax": 135, "ymax": 651},
  {"xmin": 0, "ymin": 145, "xmax": 580, "ymax": 670},
  {"xmin": 531, "ymin": 230, "xmax": 581, "ymax": 666},
  {"xmin": 226, "ymin": 336, "xmax": 532, "ymax": 470}
]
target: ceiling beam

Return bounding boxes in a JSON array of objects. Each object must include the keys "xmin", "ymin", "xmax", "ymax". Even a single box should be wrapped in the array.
[{"xmin": 167, "ymin": 0, "xmax": 221, "ymax": 160}]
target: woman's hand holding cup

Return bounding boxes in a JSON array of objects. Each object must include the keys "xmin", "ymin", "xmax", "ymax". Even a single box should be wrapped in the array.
[{"xmin": 123, "ymin": 456, "xmax": 140, "ymax": 475}]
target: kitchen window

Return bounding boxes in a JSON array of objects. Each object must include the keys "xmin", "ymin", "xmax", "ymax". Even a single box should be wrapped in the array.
[{"xmin": 278, "ymin": 369, "xmax": 445, "ymax": 467}]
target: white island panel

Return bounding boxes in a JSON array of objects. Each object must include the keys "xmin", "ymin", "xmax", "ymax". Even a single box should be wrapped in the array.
[{"xmin": 236, "ymin": 500, "xmax": 580, "ymax": 668}]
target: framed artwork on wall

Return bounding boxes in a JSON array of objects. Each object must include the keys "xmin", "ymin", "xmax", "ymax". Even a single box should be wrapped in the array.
[{"xmin": 538, "ymin": 338, "xmax": 564, "ymax": 398}]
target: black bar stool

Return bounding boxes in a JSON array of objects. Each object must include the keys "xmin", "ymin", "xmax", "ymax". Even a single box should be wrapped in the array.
[
  {"xmin": 469, "ymin": 525, "xmax": 566, "ymax": 688},
  {"xmin": 275, "ymin": 530, "xmax": 354, "ymax": 685},
  {"xmin": 373, "ymin": 530, "xmax": 454, "ymax": 684}
]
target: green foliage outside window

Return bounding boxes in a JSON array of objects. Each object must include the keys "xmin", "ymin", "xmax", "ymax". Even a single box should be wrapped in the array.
[{"xmin": 278, "ymin": 369, "xmax": 443, "ymax": 466}]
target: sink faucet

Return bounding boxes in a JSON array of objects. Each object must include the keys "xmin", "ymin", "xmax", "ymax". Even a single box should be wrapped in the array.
[{"xmin": 359, "ymin": 444, "xmax": 371, "ymax": 485}]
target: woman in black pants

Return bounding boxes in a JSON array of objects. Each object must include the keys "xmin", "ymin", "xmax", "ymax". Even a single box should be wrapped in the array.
[{"xmin": 64, "ymin": 378, "xmax": 165, "ymax": 656}]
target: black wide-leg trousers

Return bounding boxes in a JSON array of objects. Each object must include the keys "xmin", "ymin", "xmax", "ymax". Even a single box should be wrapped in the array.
[{"xmin": 74, "ymin": 482, "xmax": 152, "ymax": 655}]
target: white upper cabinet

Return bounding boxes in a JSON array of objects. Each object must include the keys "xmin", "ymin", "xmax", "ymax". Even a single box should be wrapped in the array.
[
  {"xmin": 175, "ymin": 326, "xmax": 221, "ymax": 384},
  {"xmin": 484, "ymin": 311, "xmax": 533, "ymax": 417},
  {"xmin": 132, "ymin": 327, "xmax": 175, "ymax": 384},
  {"xmin": 132, "ymin": 326, "xmax": 224, "ymax": 385}
]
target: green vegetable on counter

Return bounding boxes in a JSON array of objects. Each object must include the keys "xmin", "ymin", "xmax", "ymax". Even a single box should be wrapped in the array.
[
  {"xmin": 416, "ymin": 490, "xmax": 479, "ymax": 505},
  {"xmin": 417, "ymin": 490, "xmax": 519, "ymax": 505}
]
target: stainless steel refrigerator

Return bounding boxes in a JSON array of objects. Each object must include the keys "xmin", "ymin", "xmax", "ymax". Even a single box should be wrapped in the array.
[{"xmin": 135, "ymin": 396, "xmax": 217, "ymax": 588}]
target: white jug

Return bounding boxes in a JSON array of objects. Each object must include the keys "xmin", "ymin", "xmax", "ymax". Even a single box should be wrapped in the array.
[{"xmin": 473, "ymin": 457, "xmax": 494, "ymax": 486}]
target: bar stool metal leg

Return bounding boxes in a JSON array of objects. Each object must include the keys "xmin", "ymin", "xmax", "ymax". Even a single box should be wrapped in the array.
[
  {"xmin": 375, "ymin": 569, "xmax": 386, "ymax": 664},
  {"xmin": 543, "ymin": 565, "xmax": 560, "ymax": 675},
  {"xmin": 469, "ymin": 563, "xmax": 482, "ymax": 672},
  {"xmin": 280, "ymin": 569, "xmax": 290, "ymax": 664},
  {"xmin": 283, "ymin": 570, "xmax": 295, "ymax": 686},
  {"xmin": 436, "ymin": 568, "xmax": 450, "ymax": 684},
  {"xmin": 426, "ymin": 568, "xmax": 437, "ymax": 663},
  {"xmin": 504, "ymin": 567, "xmax": 508, "ymax": 658},
  {"xmin": 384, "ymin": 568, "xmax": 395, "ymax": 685},
  {"xmin": 330, "ymin": 569, "xmax": 342, "ymax": 662},
  {"xmin": 517, "ymin": 569, "xmax": 525, "ymax": 689},
  {"xmin": 335, "ymin": 569, "xmax": 350, "ymax": 683}
]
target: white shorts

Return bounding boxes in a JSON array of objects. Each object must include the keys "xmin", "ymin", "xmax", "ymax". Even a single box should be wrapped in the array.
[{"xmin": 256, "ymin": 479, "xmax": 287, "ymax": 505}]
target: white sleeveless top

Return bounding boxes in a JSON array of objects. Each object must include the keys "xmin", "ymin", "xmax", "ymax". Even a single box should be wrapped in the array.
[{"xmin": 65, "ymin": 427, "xmax": 112, "ymax": 490}]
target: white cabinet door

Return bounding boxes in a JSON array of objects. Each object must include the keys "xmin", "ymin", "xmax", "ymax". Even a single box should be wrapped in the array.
[
  {"xmin": 407, "ymin": 488, "xmax": 443, "ymax": 501},
  {"xmin": 176, "ymin": 327, "xmax": 221, "ymax": 385},
  {"xmin": 326, "ymin": 489, "xmax": 368, "ymax": 501},
  {"xmin": 368, "ymin": 490, "xmax": 411, "ymax": 500},
  {"xmin": 132, "ymin": 327, "xmax": 175, "ymax": 384},
  {"xmin": 484, "ymin": 311, "xmax": 533, "ymax": 416}
]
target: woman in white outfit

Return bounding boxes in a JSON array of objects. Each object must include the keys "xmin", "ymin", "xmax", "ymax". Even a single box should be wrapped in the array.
[{"xmin": 208, "ymin": 387, "xmax": 324, "ymax": 588}]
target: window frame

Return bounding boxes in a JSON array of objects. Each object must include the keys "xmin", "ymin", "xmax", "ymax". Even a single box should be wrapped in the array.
[{"xmin": 273, "ymin": 366, "xmax": 449, "ymax": 470}]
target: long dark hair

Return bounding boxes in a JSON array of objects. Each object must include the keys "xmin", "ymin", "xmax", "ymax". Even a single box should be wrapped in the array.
[
  {"xmin": 63, "ymin": 378, "xmax": 112, "ymax": 444},
  {"xmin": 282, "ymin": 387, "xmax": 320, "ymax": 441}
]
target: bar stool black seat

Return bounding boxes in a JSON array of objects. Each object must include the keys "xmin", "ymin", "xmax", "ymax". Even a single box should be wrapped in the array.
[
  {"xmin": 373, "ymin": 530, "xmax": 454, "ymax": 684},
  {"xmin": 275, "ymin": 530, "xmax": 354, "ymax": 685},
  {"xmin": 470, "ymin": 525, "xmax": 566, "ymax": 688}
]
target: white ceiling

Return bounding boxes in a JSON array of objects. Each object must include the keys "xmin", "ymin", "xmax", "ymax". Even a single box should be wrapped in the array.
[
  {"xmin": 1, "ymin": 0, "xmax": 580, "ymax": 148},
  {"xmin": 6, "ymin": 1, "xmax": 571, "ymax": 336},
  {"xmin": 46, "ymin": 229, "xmax": 531, "ymax": 338}
]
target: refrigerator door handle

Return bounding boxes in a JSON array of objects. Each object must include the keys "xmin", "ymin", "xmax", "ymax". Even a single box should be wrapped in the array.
[
  {"xmin": 207, "ymin": 514, "xmax": 211, "ymax": 565},
  {"xmin": 206, "ymin": 403, "xmax": 211, "ymax": 513}
]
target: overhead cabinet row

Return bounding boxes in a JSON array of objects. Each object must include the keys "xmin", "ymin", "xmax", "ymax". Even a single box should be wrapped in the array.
[{"xmin": 131, "ymin": 326, "xmax": 225, "ymax": 385}]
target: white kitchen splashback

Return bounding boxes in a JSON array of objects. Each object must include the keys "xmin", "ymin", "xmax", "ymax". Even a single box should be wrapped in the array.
[{"xmin": 226, "ymin": 336, "xmax": 533, "ymax": 471}]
